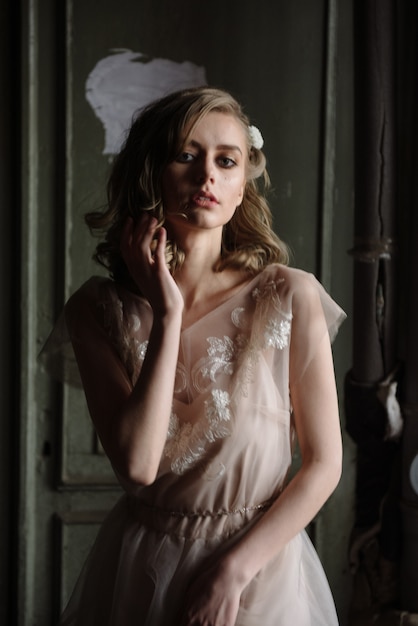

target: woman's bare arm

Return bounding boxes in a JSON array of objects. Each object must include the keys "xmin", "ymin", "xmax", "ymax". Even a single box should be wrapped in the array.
[
  {"xmin": 223, "ymin": 331, "xmax": 342, "ymax": 585},
  {"xmin": 66, "ymin": 214, "xmax": 184, "ymax": 486}
]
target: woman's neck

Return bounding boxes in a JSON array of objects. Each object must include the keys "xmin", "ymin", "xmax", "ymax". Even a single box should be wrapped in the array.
[
  {"xmin": 170, "ymin": 228, "xmax": 222, "ymax": 299},
  {"xmin": 174, "ymin": 250, "xmax": 221, "ymax": 309},
  {"xmin": 168, "ymin": 225, "xmax": 250, "ymax": 314}
]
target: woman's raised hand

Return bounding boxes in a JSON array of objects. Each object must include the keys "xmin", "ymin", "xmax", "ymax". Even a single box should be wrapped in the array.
[{"xmin": 120, "ymin": 214, "xmax": 184, "ymax": 318}]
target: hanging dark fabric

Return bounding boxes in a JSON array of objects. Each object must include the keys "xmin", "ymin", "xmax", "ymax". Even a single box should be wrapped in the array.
[
  {"xmin": 346, "ymin": 0, "xmax": 403, "ymax": 620},
  {"xmin": 397, "ymin": 0, "xmax": 418, "ymax": 612}
]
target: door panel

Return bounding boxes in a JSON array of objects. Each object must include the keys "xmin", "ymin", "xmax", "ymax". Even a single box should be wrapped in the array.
[{"xmin": 55, "ymin": 511, "xmax": 107, "ymax": 611}]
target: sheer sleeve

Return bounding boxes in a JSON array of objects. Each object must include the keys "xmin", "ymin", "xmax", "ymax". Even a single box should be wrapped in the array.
[
  {"xmin": 38, "ymin": 311, "xmax": 82, "ymax": 387},
  {"xmin": 284, "ymin": 268, "xmax": 346, "ymax": 385},
  {"xmin": 38, "ymin": 277, "xmax": 120, "ymax": 387},
  {"xmin": 315, "ymin": 277, "xmax": 347, "ymax": 344}
]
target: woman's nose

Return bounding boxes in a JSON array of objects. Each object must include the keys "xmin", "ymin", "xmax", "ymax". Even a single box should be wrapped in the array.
[{"xmin": 196, "ymin": 157, "xmax": 215, "ymax": 183}]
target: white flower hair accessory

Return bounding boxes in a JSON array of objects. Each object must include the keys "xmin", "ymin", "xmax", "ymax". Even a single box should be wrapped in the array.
[{"xmin": 248, "ymin": 125, "xmax": 264, "ymax": 150}]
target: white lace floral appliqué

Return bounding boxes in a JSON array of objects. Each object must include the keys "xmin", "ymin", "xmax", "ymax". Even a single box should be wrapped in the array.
[
  {"xmin": 101, "ymin": 297, "xmax": 148, "ymax": 383},
  {"xmin": 163, "ymin": 278, "xmax": 292, "ymax": 475},
  {"xmin": 165, "ymin": 389, "xmax": 232, "ymax": 475},
  {"xmin": 252, "ymin": 281, "xmax": 292, "ymax": 352},
  {"xmin": 264, "ymin": 318, "xmax": 291, "ymax": 350},
  {"xmin": 227, "ymin": 280, "xmax": 292, "ymax": 397},
  {"xmin": 105, "ymin": 275, "xmax": 293, "ymax": 476},
  {"xmin": 192, "ymin": 335, "xmax": 237, "ymax": 393}
]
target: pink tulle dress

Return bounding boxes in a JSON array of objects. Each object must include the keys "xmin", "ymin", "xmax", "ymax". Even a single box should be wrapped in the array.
[{"xmin": 42, "ymin": 264, "xmax": 346, "ymax": 625}]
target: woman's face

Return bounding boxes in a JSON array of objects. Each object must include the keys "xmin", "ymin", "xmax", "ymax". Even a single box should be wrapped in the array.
[{"xmin": 161, "ymin": 111, "xmax": 247, "ymax": 232}]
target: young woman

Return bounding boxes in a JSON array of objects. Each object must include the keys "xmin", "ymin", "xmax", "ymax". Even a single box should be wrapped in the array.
[{"xmin": 43, "ymin": 86, "xmax": 346, "ymax": 625}]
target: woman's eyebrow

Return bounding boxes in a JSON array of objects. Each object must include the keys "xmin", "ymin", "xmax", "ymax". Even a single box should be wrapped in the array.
[{"xmin": 187, "ymin": 139, "xmax": 243, "ymax": 155}]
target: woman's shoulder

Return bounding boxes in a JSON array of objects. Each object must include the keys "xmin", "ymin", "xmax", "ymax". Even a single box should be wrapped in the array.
[
  {"xmin": 258, "ymin": 264, "xmax": 318, "ymax": 299},
  {"xmin": 260, "ymin": 265, "xmax": 346, "ymax": 336},
  {"xmin": 65, "ymin": 275, "xmax": 117, "ymax": 315},
  {"xmin": 71, "ymin": 275, "xmax": 115, "ymax": 297},
  {"xmin": 66, "ymin": 275, "xmax": 153, "ymax": 338}
]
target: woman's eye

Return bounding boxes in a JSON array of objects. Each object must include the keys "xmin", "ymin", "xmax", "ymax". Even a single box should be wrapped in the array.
[
  {"xmin": 176, "ymin": 152, "xmax": 195, "ymax": 163},
  {"xmin": 218, "ymin": 157, "xmax": 237, "ymax": 168}
]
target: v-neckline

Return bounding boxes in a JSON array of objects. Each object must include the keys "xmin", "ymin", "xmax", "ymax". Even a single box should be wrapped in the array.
[{"xmin": 180, "ymin": 271, "xmax": 262, "ymax": 334}]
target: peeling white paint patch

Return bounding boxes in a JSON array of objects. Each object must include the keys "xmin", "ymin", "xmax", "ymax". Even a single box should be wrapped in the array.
[{"xmin": 86, "ymin": 49, "xmax": 207, "ymax": 155}]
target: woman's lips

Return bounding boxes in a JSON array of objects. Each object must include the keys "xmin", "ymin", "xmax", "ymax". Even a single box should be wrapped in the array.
[{"xmin": 191, "ymin": 192, "xmax": 219, "ymax": 207}]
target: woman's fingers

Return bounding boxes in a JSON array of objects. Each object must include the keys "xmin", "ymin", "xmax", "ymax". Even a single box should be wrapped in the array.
[
  {"xmin": 154, "ymin": 226, "xmax": 167, "ymax": 268},
  {"xmin": 121, "ymin": 213, "xmax": 158, "ymax": 267},
  {"xmin": 120, "ymin": 214, "xmax": 178, "ymax": 310},
  {"xmin": 133, "ymin": 215, "xmax": 158, "ymax": 254}
]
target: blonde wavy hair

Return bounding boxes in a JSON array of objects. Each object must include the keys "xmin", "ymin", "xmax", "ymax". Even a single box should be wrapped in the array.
[{"xmin": 86, "ymin": 86, "xmax": 289, "ymax": 286}]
